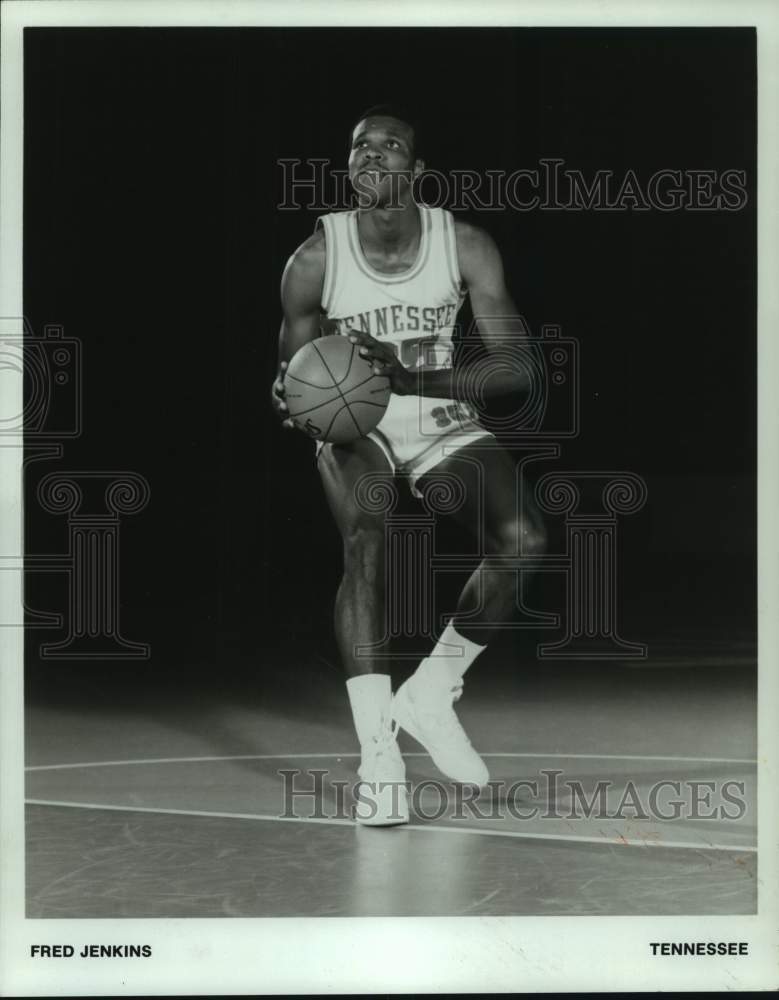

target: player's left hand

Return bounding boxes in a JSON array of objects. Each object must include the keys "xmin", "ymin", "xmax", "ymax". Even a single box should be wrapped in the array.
[{"xmin": 348, "ymin": 332, "xmax": 416, "ymax": 395}]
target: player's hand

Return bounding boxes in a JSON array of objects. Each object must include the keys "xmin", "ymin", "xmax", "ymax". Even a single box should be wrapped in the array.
[
  {"xmin": 271, "ymin": 361, "xmax": 295, "ymax": 430},
  {"xmin": 348, "ymin": 332, "xmax": 416, "ymax": 395}
]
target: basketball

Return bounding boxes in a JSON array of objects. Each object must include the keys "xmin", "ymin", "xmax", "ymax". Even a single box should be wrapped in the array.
[{"xmin": 284, "ymin": 336, "xmax": 391, "ymax": 444}]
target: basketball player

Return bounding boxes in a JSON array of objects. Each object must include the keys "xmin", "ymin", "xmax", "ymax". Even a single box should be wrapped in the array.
[{"xmin": 272, "ymin": 106, "xmax": 546, "ymax": 825}]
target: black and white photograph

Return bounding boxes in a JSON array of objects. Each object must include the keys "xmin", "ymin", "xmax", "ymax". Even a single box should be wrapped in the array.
[{"xmin": 1, "ymin": 0, "xmax": 777, "ymax": 994}]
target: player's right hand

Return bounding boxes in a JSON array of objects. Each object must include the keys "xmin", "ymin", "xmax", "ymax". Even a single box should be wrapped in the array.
[{"xmin": 271, "ymin": 361, "xmax": 295, "ymax": 430}]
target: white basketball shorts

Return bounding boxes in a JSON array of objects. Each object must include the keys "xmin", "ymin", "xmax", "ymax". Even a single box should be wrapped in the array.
[{"xmin": 317, "ymin": 393, "xmax": 494, "ymax": 497}]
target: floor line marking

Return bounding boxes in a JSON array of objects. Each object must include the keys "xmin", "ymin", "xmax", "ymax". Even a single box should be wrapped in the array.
[
  {"xmin": 24, "ymin": 798, "xmax": 756, "ymax": 854},
  {"xmin": 24, "ymin": 752, "xmax": 758, "ymax": 772}
]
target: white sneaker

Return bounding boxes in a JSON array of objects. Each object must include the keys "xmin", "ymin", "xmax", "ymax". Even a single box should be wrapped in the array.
[
  {"xmin": 354, "ymin": 724, "xmax": 409, "ymax": 826},
  {"xmin": 392, "ymin": 675, "xmax": 489, "ymax": 787}
]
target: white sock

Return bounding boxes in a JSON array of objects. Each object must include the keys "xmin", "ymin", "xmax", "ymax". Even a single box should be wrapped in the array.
[
  {"xmin": 346, "ymin": 673, "xmax": 393, "ymax": 747},
  {"xmin": 410, "ymin": 621, "xmax": 487, "ymax": 696},
  {"xmin": 431, "ymin": 620, "xmax": 486, "ymax": 679}
]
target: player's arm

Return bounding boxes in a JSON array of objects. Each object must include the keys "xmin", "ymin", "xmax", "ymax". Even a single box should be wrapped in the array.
[
  {"xmin": 456, "ymin": 220, "xmax": 530, "ymax": 361},
  {"xmin": 348, "ymin": 222, "xmax": 531, "ymax": 400},
  {"xmin": 272, "ymin": 232, "xmax": 326, "ymax": 427}
]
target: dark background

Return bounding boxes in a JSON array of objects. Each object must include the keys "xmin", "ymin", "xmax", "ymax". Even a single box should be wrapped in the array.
[{"xmin": 23, "ymin": 28, "xmax": 756, "ymax": 682}]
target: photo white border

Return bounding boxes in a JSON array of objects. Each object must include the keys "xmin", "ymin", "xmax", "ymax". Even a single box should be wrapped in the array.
[{"xmin": 1, "ymin": 0, "xmax": 777, "ymax": 994}]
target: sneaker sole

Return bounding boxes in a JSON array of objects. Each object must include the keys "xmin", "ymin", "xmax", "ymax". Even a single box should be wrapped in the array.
[{"xmin": 354, "ymin": 781, "xmax": 409, "ymax": 826}]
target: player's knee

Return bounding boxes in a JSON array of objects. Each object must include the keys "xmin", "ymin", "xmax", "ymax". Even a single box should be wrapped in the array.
[
  {"xmin": 489, "ymin": 518, "xmax": 546, "ymax": 558},
  {"xmin": 521, "ymin": 520, "xmax": 547, "ymax": 557}
]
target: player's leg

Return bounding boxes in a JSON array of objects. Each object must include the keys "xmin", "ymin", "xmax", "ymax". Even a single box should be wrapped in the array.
[
  {"xmin": 392, "ymin": 441, "xmax": 545, "ymax": 785},
  {"xmin": 434, "ymin": 441, "xmax": 546, "ymax": 649},
  {"xmin": 318, "ymin": 436, "xmax": 392, "ymax": 679},
  {"xmin": 318, "ymin": 436, "xmax": 407, "ymax": 825}
]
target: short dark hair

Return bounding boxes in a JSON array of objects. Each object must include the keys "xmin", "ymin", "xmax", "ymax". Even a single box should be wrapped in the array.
[{"xmin": 349, "ymin": 103, "xmax": 422, "ymax": 161}]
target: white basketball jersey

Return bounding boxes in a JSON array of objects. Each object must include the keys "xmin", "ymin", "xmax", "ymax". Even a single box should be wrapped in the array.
[
  {"xmin": 316, "ymin": 205, "xmax": 484, "ymax": 448},
  {"xmin": 317, "ymin": 205, "xmax": 464, "ymax": 368},
  {"xmin": 313, "ymin": 205, "xmax": 492, "ymax": 477}
]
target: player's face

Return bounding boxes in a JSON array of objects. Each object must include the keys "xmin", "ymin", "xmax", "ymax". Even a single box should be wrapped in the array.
[{"xmin": 348, "ymin": 116, "xmax": 421, "ymax": 206}]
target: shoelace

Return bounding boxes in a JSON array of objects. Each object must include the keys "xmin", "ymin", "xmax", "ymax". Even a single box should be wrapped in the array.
[
  {"xmin": 414, "ymin": 694, "xmax": 476, "ymax": 747},
  {"xmin": 361, "ymin": 722, "xmax": 403, "ymax": 780}
]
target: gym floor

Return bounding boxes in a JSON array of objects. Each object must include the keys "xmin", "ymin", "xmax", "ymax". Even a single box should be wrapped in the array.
[{"xmin": 24, "ymin": 636, "xmax": 757, "ymax": 918}]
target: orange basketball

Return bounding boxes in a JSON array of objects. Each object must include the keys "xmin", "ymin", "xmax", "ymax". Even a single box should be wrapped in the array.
[{"xmin": 284, "ymin": 336, "xmax": 391, "ymax": 444}]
